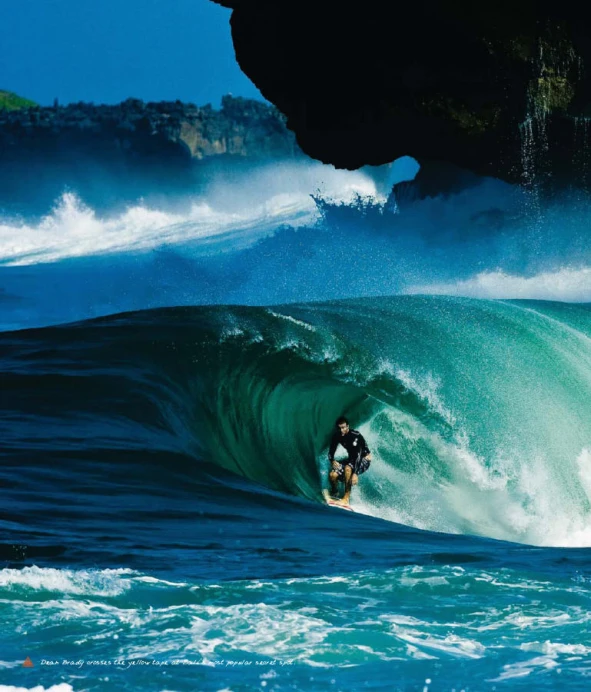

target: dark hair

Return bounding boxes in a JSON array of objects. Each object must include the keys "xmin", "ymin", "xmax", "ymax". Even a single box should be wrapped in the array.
[{"xmin": 335, "ymin": 416, "xmax": 349, "ymax": 427}]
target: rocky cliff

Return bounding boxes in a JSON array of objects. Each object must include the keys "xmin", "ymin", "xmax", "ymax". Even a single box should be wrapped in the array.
[
  {"xmin": 212, "ymin": 0, "xmax": 591, "ymax": 193},
  {"xmin": 0, "ymin": 94, "xmax": 299, "ymax": 162},
  {"xmin": 0, "ymin": 95, "xmax": 301, "ymax": 213}
]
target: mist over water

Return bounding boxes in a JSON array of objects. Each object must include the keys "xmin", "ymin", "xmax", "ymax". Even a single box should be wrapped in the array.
[{"xmin": 0, "ymin": 153, "xmax": 589, "ymax": 330}]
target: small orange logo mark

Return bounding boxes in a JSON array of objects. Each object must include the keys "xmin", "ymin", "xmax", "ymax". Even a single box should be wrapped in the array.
[{"xmin": 23, "ymin": 657, "xmax": 33, "ymax": 668}]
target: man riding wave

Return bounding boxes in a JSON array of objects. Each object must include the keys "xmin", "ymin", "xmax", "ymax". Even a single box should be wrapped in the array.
[{"xmin": 327, "ymin": 416, "xmax": 372, "ymax": 506}]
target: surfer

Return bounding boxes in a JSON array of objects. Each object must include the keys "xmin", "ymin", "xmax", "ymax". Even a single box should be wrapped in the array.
[{"xmin": 327, "ymin": 416, "xmax": 372, "ymax": 506}]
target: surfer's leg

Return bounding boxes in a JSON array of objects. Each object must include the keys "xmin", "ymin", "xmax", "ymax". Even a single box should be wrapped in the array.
[
  {"xmin": 329, "ymin": 462, "xmax": 344, "ymax": 497},
  {"xmin": 341, "ymin": 464, "xmax": 354, "ymax": 504},
  {"xmin": 328, "ymin": 470, "xmax": 340, "ymax": 497},
  {"xmin": 347, "ymin": 457, "xmax": 368, "ymax": 496},
  {"xmin": 355, "ymin": 457, "xmax": 370, "ymax": 482}
]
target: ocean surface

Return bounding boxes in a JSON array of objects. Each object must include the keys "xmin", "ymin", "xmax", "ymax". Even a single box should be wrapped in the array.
[
  {"xmin": 2, "ymin": 295, "xmax": 591, "ymax": 691},
  {"xmin": 2, "ymin": 154, "xmax": 591, "ymax": 691}
]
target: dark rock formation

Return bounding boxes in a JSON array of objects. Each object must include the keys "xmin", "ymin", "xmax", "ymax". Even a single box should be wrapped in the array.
[
  {"xmin": 213, "ymin": 0, "xmax": 591, "ymax": 191},
  {"xmin": 0, "ymin": 95, "xmax": 300, "ymax": 213},
  {"xmin": 392, "ymin": 162, "xmax": 485, "ymax": 209}
]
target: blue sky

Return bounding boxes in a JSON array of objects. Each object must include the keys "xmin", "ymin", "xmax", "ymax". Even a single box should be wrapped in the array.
[{"xmin": 0, "ymin": 0, "xmax": 263, "ymax": 106}]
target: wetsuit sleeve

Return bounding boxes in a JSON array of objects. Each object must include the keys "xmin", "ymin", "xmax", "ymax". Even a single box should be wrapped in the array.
[
  {"xmin": 359, "ymin": 433, "xmax": 370, "ymax": 457},
  {"xmin": 328, "ymin": 433, "xmax": 339, "ymax": 461}
]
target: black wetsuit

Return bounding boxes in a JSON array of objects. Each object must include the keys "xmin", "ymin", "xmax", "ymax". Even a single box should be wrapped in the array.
[{"xmin": 328, "ymin": 429, "xmax": 371, "ymax": 477}]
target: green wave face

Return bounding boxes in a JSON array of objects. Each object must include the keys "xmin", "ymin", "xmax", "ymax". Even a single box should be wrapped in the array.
[{"xmin": 186, "ymin": 297, "xmax": 591, "ymax": 547}]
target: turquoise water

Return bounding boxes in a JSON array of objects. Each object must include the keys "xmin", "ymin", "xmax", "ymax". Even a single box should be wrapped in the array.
[{"xmin": 2, "ymin": 296, "xmax": 591, "ymax": 691}]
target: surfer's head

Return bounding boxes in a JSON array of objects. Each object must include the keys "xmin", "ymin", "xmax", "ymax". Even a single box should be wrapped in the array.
[{"xmin": 336, "ymin": 416, "xmax": 349, "ymax": 435}]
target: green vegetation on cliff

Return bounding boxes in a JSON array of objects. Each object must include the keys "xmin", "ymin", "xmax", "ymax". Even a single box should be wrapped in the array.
[{"xmin": 0, "ymin": 90, "xmax": 37, "ymax": 111}]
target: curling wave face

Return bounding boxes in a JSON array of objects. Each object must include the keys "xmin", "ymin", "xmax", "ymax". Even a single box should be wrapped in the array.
[{"xmin": 4, "ymin": 295, "xmax": 591, "ymax": 548}]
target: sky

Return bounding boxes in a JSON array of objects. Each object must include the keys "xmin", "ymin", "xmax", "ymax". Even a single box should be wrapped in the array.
[{"xmin": 0, "ymin": 0, "xmax": 263, "ymax": 107}]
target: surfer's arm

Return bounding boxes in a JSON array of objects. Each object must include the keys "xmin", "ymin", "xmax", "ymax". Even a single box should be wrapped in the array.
[
  {"xmin": 359, "ymin": 434, "xmax": 372, "ymax": 460},
  {"xmin": 328, "ymin": 433, "xmax": 340, "ymax": 462}
]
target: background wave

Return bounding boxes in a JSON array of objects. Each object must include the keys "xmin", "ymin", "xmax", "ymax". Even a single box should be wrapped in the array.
[
  {"xmin": 1, "ymin": 157, "xmax": 591, "ymax": 331},
  {"xmin": 0, "ymin": 161, "xmax": 384, "ymax": 266}
]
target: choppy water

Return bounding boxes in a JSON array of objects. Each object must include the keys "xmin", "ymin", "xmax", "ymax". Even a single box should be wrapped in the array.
[{"xmin": 2, "ymin": 297, "xmax": 591, "ymax": 691}]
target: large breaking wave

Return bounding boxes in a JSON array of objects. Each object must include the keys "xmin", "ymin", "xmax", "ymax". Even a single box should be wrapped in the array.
[
  {"xmin": 1, "ymin": 156, "xmax": 590, "ymax": 331},
  {"xmin": 4, "ymin": 296, "xmax": 591, "ymax": 548}
]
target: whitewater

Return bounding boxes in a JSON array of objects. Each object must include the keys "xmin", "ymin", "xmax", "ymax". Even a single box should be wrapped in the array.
[
  {"xmin": 2, "ymin": 157, "xmax": 591, "ymax": 692},
  {"xmin": 1, "ymin": 158, "xmax": 591, "ymax": 334}
]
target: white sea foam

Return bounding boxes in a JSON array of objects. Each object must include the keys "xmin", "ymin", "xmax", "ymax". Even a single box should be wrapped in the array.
[
  {"xmin": 0, "ymin": 686, "xmax": 74, "ymax": 692},
  {"xmin": 0, "ymin": 162, "xmax": 381, "ymax": 266},
  {"xmin": 0, "ymin": 566, "xmax": 136, "ymax": 596},
  {"xmin": 520, "ymin": 641, "xmax": 591, "ymax": 655},
  {"xmin": 491, "ymin": 654, "xmax": 560, "ymax": 681},
  {"xmin": 0, "ymin": 192, "xmax": 297, "ymax": 265},
  {"xmin": 1, "ymin": 565, "xmax": 589, "ymax": 673},
  {"xmin": 408, "ymin": 266, "xmax": 591, "ymax": 302},
  {"xmin": 393, "ymin": 630, "xmax": 486, "ymax": 659},
  {"xmin": 351, "ymin": 399, "xmax": 591, "ymax": 548},
  {"xmin": 266, "ymin": 310, "xmax": 317, "ymax": 332},
  {"xmin": 576, "ymin": 448, "xmax": 591, "ymax": 502}
]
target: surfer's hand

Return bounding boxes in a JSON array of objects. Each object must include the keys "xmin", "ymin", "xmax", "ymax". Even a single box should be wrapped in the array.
[
  {"xmin": 364, "ymin": 454, "xmax": 372, "ymax": 461},
  {"xmin": 331, "ymin": 460, "xmax": 340, "ymax": 470}
]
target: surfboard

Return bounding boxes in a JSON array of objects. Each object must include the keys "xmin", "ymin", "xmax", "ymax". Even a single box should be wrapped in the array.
[{"xmin": 322, "ymin": 489, "xmax": 355, "ymax": 511}]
